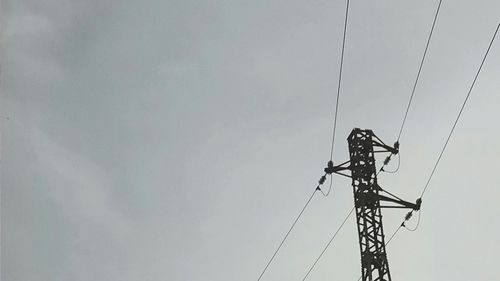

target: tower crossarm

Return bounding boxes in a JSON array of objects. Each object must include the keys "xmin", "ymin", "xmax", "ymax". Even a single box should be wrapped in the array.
[
  {"xmin": 324, "ymin": 159, "xmax": 352, "ymax": 178},
  {"xmin": 377, "ymin": 194, "xmax": 421, "ymax": 210}
]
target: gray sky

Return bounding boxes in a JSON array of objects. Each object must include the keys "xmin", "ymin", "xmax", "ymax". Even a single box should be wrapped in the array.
[{"xmin": 1, "ymin": 0, "xmax": 499, "ymax": 280}]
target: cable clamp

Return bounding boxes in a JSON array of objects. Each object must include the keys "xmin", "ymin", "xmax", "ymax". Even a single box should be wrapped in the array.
[
  {"xmin": 415, "ymin": 198, "xmax": 422, "ymax": 211},
  {"xmin": 324, "ymin": 160, "xmax": 335, "ymax": 174},
  {"xmin": 393, "ymin": 141, "xmax": 400, "ymax": 154}
]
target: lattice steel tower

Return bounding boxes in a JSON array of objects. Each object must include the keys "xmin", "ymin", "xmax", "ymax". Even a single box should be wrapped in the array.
[{"xmin": 326, "ymin": 128, "xmax": 421, "ymax": 281}]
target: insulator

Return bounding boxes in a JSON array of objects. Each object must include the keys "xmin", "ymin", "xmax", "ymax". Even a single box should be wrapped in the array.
[
  {"xmin": 404, "ymin": 211, "xmax": 413, "ymax": 221},
  {"xmin": 383, "ymin": 155, "xmax": 391, "ymax": 165},
  {"xmin": 319, "ymin": 175, "xmax": 326, "ymax": 185}
]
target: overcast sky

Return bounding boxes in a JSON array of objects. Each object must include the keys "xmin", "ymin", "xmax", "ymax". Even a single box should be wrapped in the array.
[{"xmin": 1, "ymin": 0, "xmax": 499, "ymax": 280}]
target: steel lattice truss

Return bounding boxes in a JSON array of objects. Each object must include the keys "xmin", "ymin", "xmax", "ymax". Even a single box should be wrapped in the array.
[
  {"xmin": 327, "ymin": 128, "xmax": 420, "ymax": 281},
  {"xmin": 348, "ymin": 129, "xmax": 392, "ymax": 281}
]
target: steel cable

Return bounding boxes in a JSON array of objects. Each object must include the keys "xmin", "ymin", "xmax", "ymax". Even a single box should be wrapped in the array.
[
  {"xmin": 397, "ymin": 0, "xmax": 443, "ymax": 142},
  {"xmin": 256, "ymin": 189, "xmax": 317, "ymax": 281},
  {"xmin": 302, "ymin": 207, "xmax": 355, "ymax": 281},
  {"xmin": 330, "ymin": 0, "xmax": 350, "ymax": 160},
  {"xmin": 420, "ymin": 22, "xmax": 499, "ymax": 199}
]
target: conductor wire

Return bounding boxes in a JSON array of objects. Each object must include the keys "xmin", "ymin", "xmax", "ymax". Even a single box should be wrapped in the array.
[
  {"xmin": 330, "ymin": 0, "xmax": 350, "ymax": 160},
  {"xmin": 257, "ymin": 189, "xmax": 317, "ymax": 281},
  {"xmin": 420, "ymin": 22, "xmax": 499, "ymax": 199},
  {"xmin": 398, "ymin": 0, "xmax": 443, "ymax": 141},
  {"xmin": 302, "ymin": 207, "xmax": 355, "ymax": 281}
]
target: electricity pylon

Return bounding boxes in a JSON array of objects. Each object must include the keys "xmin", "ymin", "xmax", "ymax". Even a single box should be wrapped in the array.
[{"xmin": 325, "ymin": 128, "xmax": 421, "ymax": 281}]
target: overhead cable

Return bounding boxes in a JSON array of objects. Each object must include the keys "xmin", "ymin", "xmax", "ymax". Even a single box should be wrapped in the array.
[
  {"xmin": 256, "ymin": 189, "xmax": 317, "ymax": 281},
  {"xmin": 330, "ymin": 0, "xmax": 350, "ymax": 160},
  {"xmin": 384, "ymin": 22, "xmax": 499, "ymax": 243},
  {"xmin": 397, "ymin": 0, "xmax": 443, "ymax": 142},
  {"xmin": 420, "ymin": 22, "xmax": 499, "ymax": 199},
  {"xmin": 302, "ymin": 207, "xmax": 355, "ymax": 281}
]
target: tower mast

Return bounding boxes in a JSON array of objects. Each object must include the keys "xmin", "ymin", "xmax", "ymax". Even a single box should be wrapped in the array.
[{"xmin": 326, "ymin": 128, "xmax": 421, "ymax": 281}]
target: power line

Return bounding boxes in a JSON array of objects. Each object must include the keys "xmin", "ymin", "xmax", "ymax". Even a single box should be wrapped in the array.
[
  {"xmin": 420, "ymin": 22, "xmax": 499, "ymax": 199},
  {"xmin": 302, "ymin": 207, "xmax": 355, "ymax": 281},
  {"xmin": 385, "ymin": 225, "xmax": 404, "ymax": 246},
  {"xmin": 256, "ymin": 188, "xmax": 317, "ymax": 281},
  {"xmin": 397, "ymin": 0, "xmax": 443, "ymax": 142},
  {"xmin": 260, "ymin": 2, "xmax": 353, "ymax": 274},
  {"xmin": 330, "ymin": 0, "xmax": 350, "ymax": 160},
  {"xmin": 256, "ymin": 171, "xmax": 339, "ymax": 279},
  {"xmin": 378, "ymin": 21, "xmax": 499, "ymax": 252}
]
